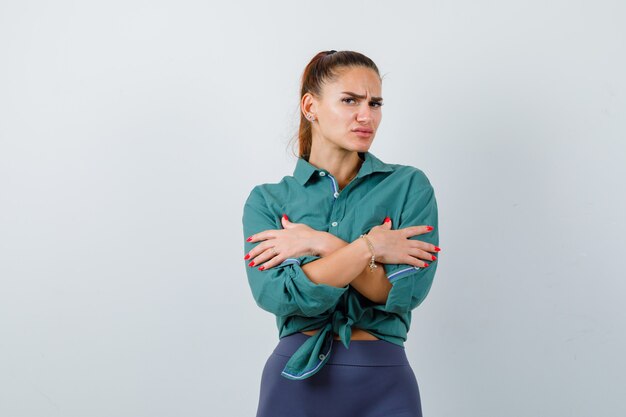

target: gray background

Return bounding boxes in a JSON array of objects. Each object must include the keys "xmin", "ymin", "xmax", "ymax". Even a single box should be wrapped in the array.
[{"xmin": 1, "ymin": 1, "xmax": 625, "ymax": 416}]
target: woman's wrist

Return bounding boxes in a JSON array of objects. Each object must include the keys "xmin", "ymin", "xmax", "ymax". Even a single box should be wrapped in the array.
[
  {"xmin": 311, "ymin": 232, "xmax": 374, "ymax": 267},
  {"xmin": 359, "ymin": 234, "xmax": 378, "ymax": 271},
  {"xmin": 354, "ymin": 234, "xmax": 376, "ymax": 266},
  {"xmin": 314, "ymin": 232, "xmax": 348, "ymax": 257}
]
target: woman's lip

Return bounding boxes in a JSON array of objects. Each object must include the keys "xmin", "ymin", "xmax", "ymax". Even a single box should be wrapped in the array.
[{"xmin": 353, "ymin": 130, "xmax": 373, "ymax": 137}]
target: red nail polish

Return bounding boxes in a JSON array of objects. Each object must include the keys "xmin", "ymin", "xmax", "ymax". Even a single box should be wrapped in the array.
[
  {"xmin": 246, "ymin": 236, "xmax": 252, "ymax": 242},
  {"xmin": 258, "ymin": 266, "xmax": 265, "ymax": 271},
  {"xmin": 248, "ymin": 261, "xmax": 255, "ymax": 267},
  {"xmin": 432, "ymin": 255, "xmax": 437, "ymax": 261},
  {"xmin": 434, "ymin": 246, "xmax": 441, "ymax": 252},
  {"xmin": 384, "ymin": 216, "xmax": 390, "ymax": 223},
  {"xmin": 244, "ymin": 254, "xmax": 250, "ymax": 260},
  {"xmin": 423, "ymin": 263, "xmax": 429, "ymax": 267},
  {"xmin": 283, "ymin": 214, "xmax": 289, "ymax": 221},
  {"xmin": 426, "ymin": 226, "xmax": 434, "ymax": 231}
]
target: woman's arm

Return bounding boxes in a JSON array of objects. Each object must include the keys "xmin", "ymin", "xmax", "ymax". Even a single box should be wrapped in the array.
[
  {"xmin": 306, "ymin": 176, "xmax": 440, "ymax": 315},
  {"xmin": 311, "ymin": 211, "xmax": 438, "ymax": 305},
  {"xmin": 245, "ymin": 211, "xmax": 388, "ymax": 292},
  {"xmin": 300, "ymin": 236, "xmax": 374, "ymax": 288},
  {"xmin": 244, "ymin": 212, "xmax": 390, "ymax": 303},
  {"xmin": 245, "ymin": 182, "xmax": 437, "ymax": 307},
  {"xmin": 315, "ymin": 233, "xmax": 391, "ymax": 305},
  {"xmin": 243, "ymin": 186, "xmax": 350, "ymax": 317}
]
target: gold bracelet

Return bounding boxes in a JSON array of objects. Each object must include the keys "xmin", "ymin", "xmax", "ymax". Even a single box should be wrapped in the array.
[{"xmin": 359, "ymin": 234, "xmax": 377, "ymax": 272}]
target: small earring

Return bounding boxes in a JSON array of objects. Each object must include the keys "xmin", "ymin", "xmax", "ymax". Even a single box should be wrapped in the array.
[{"xmin": 307, "ymin": 114, "xmax": 316, "ymax": 121}]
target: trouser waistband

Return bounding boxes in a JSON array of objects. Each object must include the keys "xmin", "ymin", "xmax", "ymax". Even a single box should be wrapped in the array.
[{"xmin": 273, "ymin": 332, "xmax": 409, "ymax": 366}]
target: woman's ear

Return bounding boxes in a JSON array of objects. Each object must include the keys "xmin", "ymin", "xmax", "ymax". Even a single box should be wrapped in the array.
[{"xmin": 301, "ymin": 92, "xmax": 318, "ymax": 119}]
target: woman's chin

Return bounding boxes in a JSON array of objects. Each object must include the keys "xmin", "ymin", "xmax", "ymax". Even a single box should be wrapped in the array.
[{"xmin": 354, "ymin": 138, "xmax": 373, "ymax": 150}]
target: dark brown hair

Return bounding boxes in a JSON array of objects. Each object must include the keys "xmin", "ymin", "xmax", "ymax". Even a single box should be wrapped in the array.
[{"xmin": 289, "ymin": 50, "xmax": 382, "ymax": 160}]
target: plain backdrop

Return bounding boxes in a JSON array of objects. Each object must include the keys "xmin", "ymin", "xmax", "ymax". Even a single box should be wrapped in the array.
[{"xmin": 1, "ymin": 1, "xmax": 625, "ymax": 416}]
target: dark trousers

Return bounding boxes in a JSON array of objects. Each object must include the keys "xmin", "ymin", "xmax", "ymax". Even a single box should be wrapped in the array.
[{"xmin": 256, "ymin": 332, "xmax": 423, "ymax": 417}]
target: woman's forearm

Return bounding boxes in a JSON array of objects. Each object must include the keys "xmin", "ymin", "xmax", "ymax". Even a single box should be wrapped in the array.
[
  {"xmin": 301, "ymin": 236, "xmax": 372, "ymax": 288},
  {"xmin": 316, "ymin": 232, "xmax": 349, "ymax": 257},
  {"xmin": 312, "ymin": 232, "xmax": 391, "ymax": 304},
  {"xmin": 351, "ymin": 261, "xmax": 391, "ymax": 304}
]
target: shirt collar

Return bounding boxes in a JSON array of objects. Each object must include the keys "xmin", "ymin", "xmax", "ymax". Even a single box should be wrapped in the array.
[{"xmin": 293, "ymin": 151, "xmax": 393, "ymax": 186}]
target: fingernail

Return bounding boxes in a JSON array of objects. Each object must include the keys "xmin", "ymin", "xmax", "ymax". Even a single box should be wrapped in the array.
[
  {"xmin": 423, "ymin": 263, "xmax": 429, "ymax": 267},
  {"xmin": 244, "ymin": 254, "xmax": 250, "ymax": 260},
  {"xmin": 248, "ymin": 261, "xmax": 255, "ymax": 267},
  {"xmin": 426, "ymin": 226, "xmax": 434, "ymax": 231},
  {"xmin": 384, "ymin": 216, "xmax": 390, "ymax": 223},
  {"xmin": 431, "ymin": 255, "xmax": 437, "ymax": 261},
  {"xmin": 434, "ymin": 246, "xmax": 441, "ymax": 252},
  {"xmin": 246, "ymin": 236, "xmax": 252, "ymax": 242},
  {"xmin": 258, "ymin": 266, "xmax": 265, "ymax": 271},
  {"xmin": 283, "ymin": 214, "xmax": 289, "ymax": 221}
]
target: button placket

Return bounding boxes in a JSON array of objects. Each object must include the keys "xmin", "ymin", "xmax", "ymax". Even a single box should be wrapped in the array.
[
  {"xmin": 327, "ymin": 174, "xmax": 339, "ymax": 200},
  {"xmin": 320, "ymin": 171, "xmax": 343, "ymax": 231}
]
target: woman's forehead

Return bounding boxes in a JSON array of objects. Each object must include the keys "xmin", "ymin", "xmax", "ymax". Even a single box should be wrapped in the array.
[{"xmin": 326, "ymin": 68, "xmax": 382, "ymax": 94}]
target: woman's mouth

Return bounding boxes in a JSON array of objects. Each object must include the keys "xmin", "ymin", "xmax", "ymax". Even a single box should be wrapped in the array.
[{"xmin": 352, "ymin": 129, "xmax": 373, "ymax": 138}]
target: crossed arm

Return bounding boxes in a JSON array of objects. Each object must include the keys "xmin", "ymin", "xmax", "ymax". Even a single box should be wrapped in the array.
[
  {"xmin": 304, "ymin": 232, "xmax": 391, "ymax": 304},
  {"xmin": 243, "ymin": 180, "xmax": 439, "ymax": 316},
  {"xmin": 245, "ymin": 212, "xmax": 431, "ymax": 307},
  {"xmin": 247, "ymin": 224, "xmax": 390, "ymax": 305},
  {"xmin": 302, "ymin": 232, "xmax": 391, "ymax": 304}
]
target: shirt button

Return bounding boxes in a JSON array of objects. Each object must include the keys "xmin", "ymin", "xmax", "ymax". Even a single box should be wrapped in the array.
[
  {"xmin": 331, "ymin": 221, "xmax": 338, "ymax": 227},
  {"xmin": 319, "ymin": 354, "xmax": 326, "ymax": 360},
  {"xmin": 333, "ymin": 191, "xmax": 339, "ymax": 198},
  {"xmin": 319, "ymin": 171, "xmax": 326, "ymax": 176}
]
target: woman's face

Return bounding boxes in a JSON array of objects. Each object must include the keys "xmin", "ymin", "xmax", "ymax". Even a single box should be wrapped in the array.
[{"xmin": 308, "ymin": 66, "xmax": 383, "ymax": 153}]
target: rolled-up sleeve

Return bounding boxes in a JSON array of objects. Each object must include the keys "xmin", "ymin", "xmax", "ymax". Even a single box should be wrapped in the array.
[
  {"xmin": 378, "ymin": 176, "xmax": 439, "ymax": 315},
  {"xmin": 242, "ymin": 186, "xmax": 349, "ymax": 317}
]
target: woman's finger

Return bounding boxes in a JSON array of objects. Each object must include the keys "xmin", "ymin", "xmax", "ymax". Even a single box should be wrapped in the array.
[
  {"xmin": 245, "ymin": 240, "xmax": 270, "ymax": 261},
  {"xmin": 257, "ymin": 255, "xmax": 286, "ymax": 271},
  {"xmin": 246, "ymin": 242, "xmax": 278, "ymax": 266},
  {"xmin": 397, "ymin": 253, "xmax": 429, "ymax": 268},
  {"xmin": 408, "ymin": 239, "xmax": 441, "ymax": 254},
  {"xmin": 403, "ymin": 254, "xmax": 430, "ymax": 268},
  {"xmin": 248, "ymin": 247, "xmax": 280, "ymax": 268},
  {"xmin": 246, "ymin": 229, "xmax": 279, "ymax": 243},
  {"xmin": 400, "ymin": 225, "xmax": 434, "ymax": 239},
  {"xmin": 407, "ymin": 246, "xmax": 438, "ymax": 262}
]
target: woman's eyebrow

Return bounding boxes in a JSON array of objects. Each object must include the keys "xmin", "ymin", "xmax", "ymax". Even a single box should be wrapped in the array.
[{"xmin": 341, "ymin": 91, "xmax": 383, "ymax": 101}]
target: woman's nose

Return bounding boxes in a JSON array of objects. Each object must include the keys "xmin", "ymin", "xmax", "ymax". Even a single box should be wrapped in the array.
[{"xmin": 356, "ymin": 105, "xmax": 372, "ymax": 122}]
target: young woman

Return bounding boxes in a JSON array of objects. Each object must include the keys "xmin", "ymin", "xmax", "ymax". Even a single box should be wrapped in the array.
[{"xmin": 242, "ymin": 50, "xmax": 441, "ymax": 417}]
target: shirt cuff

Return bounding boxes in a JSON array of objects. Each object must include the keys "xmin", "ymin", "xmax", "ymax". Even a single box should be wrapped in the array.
[
  {"xmin": 378, "ymin": 262, "xmax": 437, "ymax": 315},
  {"xmin": 384, "ymin": 263, "xmax": 422, "ymax": 283},
  {"xmin": 279, "ymin": 255, "xmax": 349, "ymax": 316}
]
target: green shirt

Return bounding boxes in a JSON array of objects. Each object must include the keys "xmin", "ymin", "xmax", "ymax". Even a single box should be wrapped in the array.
[{"xmin": 242, "ymin": 151, "xmax": 439, "ymax": 380}]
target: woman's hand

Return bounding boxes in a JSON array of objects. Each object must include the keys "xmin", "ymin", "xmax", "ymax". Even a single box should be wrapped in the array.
[
  {"xmin": 245, "ymin": 214, "xmax": 328, "ymax": 270},
  {"xmin": 365, "ymin": 218, "xmax": 440, "ymax": 268}
]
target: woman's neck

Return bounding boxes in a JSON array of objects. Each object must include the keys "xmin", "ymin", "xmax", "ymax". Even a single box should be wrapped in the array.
[{"xmin": 307, "ymin": 149, "xmax": 364, "ymax": 190}]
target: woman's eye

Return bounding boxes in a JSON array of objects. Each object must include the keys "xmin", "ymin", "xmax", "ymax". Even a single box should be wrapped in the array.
[{"xmin": 342, "ymin": 98, "xmax": 384, "ymax": 107}]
